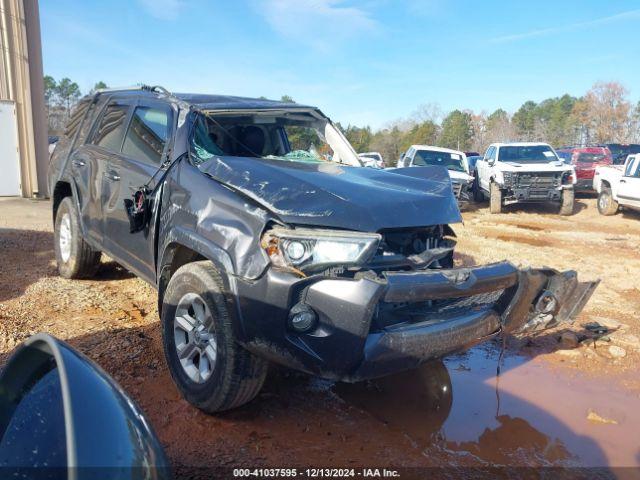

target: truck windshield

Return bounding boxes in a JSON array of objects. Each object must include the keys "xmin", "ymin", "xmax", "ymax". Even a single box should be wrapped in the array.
[
  {"xmin": 499, "ymin": 145, "xmax": 559, "ymax": 164},
  {"xmin": 190, "ymin": 110, "xmax": 362, "ymax": 167},
  {"xmin": 577, "ymin": 153, "xmax": 608, "ymax": 163},
  {"xmin": 413, "ymin": 150, "xmax": 466, "ymax": 172}
]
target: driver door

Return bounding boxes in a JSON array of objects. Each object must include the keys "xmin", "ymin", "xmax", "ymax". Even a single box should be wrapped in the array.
[
  {"xmin": 478, "ymin": 147, "xmax": 495, "ymax": 191},
  {"xmin": 101, "ymin": 99, "xmax": 174, "ymax": 283}
]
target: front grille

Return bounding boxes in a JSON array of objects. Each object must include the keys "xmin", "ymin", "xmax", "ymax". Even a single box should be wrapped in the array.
[
  {"xmin": 514, "ymin": 172, "xmax": 559, "ymax": 189},
  {"xmin": 375, "ymin": 289, "xmax": 505, "ymax": 329},
  {"xmin": 529, "ymin": 189, "xmax": 551, "ymax": 198}
]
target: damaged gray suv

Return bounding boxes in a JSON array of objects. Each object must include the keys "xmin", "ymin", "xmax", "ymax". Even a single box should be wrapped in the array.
[{"xmin": 48, "ymin": 86, "xmax": 598, "ymax": 412}]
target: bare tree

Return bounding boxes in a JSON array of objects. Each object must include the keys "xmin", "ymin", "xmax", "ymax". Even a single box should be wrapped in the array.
[{"xmin": 576, "ymin": 82, "xmax": 631, "ymax": 143}]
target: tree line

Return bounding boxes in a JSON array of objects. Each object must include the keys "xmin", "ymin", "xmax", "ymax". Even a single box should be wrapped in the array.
[
  {"xmin": 45, "ymin": 76, "xmax": 107, "ymax": 134},
  {"xmin": 339, "ymin": 81, "xmax": 640, "ymax": 165}
]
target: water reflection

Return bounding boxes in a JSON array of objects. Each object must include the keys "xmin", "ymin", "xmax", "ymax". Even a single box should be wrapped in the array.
[
  {"xmin": 333, "ymin": 344, "xmax": 618, "ymax": 467},
  {"xmin": 334, "ymin": 360, "xmax": 452, "ymax": 446}
]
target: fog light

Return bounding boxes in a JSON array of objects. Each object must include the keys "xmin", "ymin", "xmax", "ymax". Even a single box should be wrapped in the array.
[{"xmin": 288, "ymin": 304, "xmax": 317, "ymax": 333}]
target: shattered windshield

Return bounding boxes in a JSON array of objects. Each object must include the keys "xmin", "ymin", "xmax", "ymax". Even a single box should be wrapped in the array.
[
  {"xmin": 190, "ymin": 110, "xmax": 362, "ymax": 167},
  {"xmin": 499, "ymin": 145, "xmax": 559, "ymax": 164},
  {"xmin": 413, "ymin": 150, "xmax": 466, "ymax": 172}
]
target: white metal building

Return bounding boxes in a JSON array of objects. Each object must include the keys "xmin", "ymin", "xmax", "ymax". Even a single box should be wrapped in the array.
[{"xmin": 0, "ymin": 0, "xmax": 48, "ymax": 197}]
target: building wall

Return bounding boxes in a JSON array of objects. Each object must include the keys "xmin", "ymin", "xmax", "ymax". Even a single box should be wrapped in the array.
[{"xmin": 0, "ymin": 0, "xmax": 48, "ymax": 197}]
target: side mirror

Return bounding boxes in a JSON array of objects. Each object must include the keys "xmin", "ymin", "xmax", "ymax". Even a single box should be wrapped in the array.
[
  {"xmin": 0, "ymin": 334, "xmax": 170, "ymax": 479},
  {"xmin": 488, "ymin": 158, "xmax": 496, "ymax": 166}
]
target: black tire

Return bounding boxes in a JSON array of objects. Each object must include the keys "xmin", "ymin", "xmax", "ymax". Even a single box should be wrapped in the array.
[
  {"xmin": 161, "ymin": 261, "xmax": 268, "ymax": 413},
  {"xmin": 54, "ymin": 197, "xmax": 101, "ymax": 279},
  {"xmin": 559, "ymin": 188, "xmax": 575, "ymax": 216},
  {"xmin": 489, "ymin": 182, "xmax": 503, "ymax": 214},
  {"xmin": 597, "ymin": 187, "xmax": 619, "ymax": 216},
  {"xmin": 472, "ymin": 171, "xmax": 484, "ymax": 202}
]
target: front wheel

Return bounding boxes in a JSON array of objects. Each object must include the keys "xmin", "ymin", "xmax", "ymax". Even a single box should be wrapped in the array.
[
  {"xmin": 559, "ymin": 189, "xmax": 575, "ymax": 216},
  {"xmin": 597, "ymin": 188, "xmax": 618, "ymax": 216},
  {"xmin": 54, "ymin": 197, "xmax": 101, "ymax": 278},
  {"xmin": 161, "ymin": 261, "xmax": 268, "ymax": 413},
  {"xmin": 489, "ymin": 182, "xmax": 503, "ymax": 214}
]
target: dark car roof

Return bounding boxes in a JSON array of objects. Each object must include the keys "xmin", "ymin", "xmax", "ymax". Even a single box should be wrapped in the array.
[
  {"xmin": 99, "ymin": 88, "xmax": 315, "ymax": 111},
  {"xmin": 174, "ymin": 93, "xmax": 315, "ymax": 111}
]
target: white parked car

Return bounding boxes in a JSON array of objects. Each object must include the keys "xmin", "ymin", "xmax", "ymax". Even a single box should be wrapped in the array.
[
  {"xmin": 593, "ymin": 154, "xmax": 640, "ymax": 215},
  {"xmin": 397, "ymin": 145, "xmax": 474, "ymax": 203},
  {"xmin": 473, "ymin": 142, "xmax": 576, "ymax": 215},
  {"xmin": 358, "ymin": 151, "xmax": 385, "ymax": 169}
]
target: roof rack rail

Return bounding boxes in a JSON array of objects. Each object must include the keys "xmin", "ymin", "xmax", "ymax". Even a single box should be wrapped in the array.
[{"xmin": 95, "ymin": 84, "xmax": 172, "ymax": 96}]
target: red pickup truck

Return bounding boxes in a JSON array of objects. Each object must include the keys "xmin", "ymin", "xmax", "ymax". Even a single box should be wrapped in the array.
[{"xmin": 556, "ymin": 146, "xmax": 613, "ymax": 192}]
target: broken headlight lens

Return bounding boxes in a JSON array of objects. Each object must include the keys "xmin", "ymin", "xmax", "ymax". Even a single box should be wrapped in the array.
[
  {"xmin": 502, "ymin": 171, "xmax": 515, "ymax": 186},
  {"xmin": 262, "ymin": 228, "xmax": 381, "ymax": 272}
]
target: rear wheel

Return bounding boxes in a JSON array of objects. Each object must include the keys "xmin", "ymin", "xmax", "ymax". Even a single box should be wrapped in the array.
[
  {"xmin": 597, "ymin": 187, "xmax": 618, "ymax": 216},
  {"xmin": 559, "ymin": 189, "xmax": 575, "ymax": 216},
  {"xmin": 161, "ymin": 261, "xmax": 268, "ymax": 413},
  {"xmin": 489, "ymin": 182, "xmax": 503, "ymax": 214},
  {"xmin": 54, "ymin": 197, "xmax": 101, "ymax": 278}
]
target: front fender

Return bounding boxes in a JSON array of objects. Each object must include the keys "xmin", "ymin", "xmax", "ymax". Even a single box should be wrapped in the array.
[
  {"xmin": 157, "ymin": 227, "xmax": 247, "ymax": 340},
  {"xmin": 159, "ymin": 226, "xmax": 235, "ymax": 277}
]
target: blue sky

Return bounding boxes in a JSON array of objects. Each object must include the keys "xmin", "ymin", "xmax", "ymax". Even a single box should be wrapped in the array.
[{"xmin": 40, "ymin": 0, "xmax": 640, "ymax": 129}]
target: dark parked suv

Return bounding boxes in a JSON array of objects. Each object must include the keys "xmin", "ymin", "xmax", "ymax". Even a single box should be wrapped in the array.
[{"xmin": 48, "ymin": 86, "xmax": 598, "ymax": 412}]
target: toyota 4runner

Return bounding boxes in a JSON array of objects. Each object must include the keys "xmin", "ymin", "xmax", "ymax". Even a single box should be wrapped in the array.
[{"xmin": 49, "ymin": 87, "xmax": 598, "ymax": 412}]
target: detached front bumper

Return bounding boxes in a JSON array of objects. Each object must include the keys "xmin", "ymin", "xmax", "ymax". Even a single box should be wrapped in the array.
[{"xmin": 237, "ymin": 262, "xmax": 598, "ymax": 382}]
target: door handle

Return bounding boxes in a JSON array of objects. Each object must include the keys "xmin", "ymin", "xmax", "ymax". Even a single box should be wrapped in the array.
[
  {"xmin": 104, "ymin": 171, "xmax": 121, "ymax": 181},
  {"xmin": 72, "ymin": 159, "xmax": 86, "ymax": 167},
  {"xmin": 620, "ymin": 179, "xmax": 626, "ymax": 183}
]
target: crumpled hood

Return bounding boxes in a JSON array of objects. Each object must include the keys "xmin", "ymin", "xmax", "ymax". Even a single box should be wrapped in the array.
[
  {"xmin": 199, "ymin": 157, "xmax": 462, "ymax": 231},
  {"xmin": 501, "ymin": 161, "xmax": 573, "ymax": 173}
]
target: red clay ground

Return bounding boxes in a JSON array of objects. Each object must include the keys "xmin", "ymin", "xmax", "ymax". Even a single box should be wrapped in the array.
[{"xmin": 1, "ymin": 196, "xmax": 639, "ymax": 473}]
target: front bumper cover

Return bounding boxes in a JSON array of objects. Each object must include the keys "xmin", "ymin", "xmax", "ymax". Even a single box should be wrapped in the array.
[{"xmin": 238, "ymin": 262, "xmax": 598, "ymax": 382}]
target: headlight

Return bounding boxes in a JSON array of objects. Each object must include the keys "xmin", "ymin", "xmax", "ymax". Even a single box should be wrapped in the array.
[
  {"xmin": 502, "ymin": 171, "xmax": 515, "ymax": 185},
  {"xmin": 262, "ymin": 227, "xmax": 381, "ymax": 272}
]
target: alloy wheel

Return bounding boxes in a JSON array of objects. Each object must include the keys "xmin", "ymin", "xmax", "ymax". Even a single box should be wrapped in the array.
[
  {"xmin": 59, "ymin": 213, "xmax": 72, "ymax": 263},
  {"xmin": 173, "ymin": 292, "xmax": 218, "ymax": 383}
]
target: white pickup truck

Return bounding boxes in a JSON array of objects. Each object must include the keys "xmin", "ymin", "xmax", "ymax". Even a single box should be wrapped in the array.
[
  {"xmin": 473, "ymin": 142, "xmax": 576, "ymax": 215},
  {"xmin": 397, "ymin": 145, "xmax": 474, "ymax": 204},
  {"xmin": 593, "ymin": 154, "xmax": 640, "ymax": 215}
]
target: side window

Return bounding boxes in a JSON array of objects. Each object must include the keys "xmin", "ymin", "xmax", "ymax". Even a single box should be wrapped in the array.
[
  {"xmin": 405, "ymin": 149, "xmax": 413, "ymax": 166},
  {"xmin": 485, "ymin": 147, "xmax": 495, "ymax": 161},
  {"xmin": 624, "ymin": 157, "xmax": 637, "ymax": 177},
  {"xmin": 122, "ymin": 105, "xmax": 172, "ymax": 164},
  {"xmin": 91, "ymin": 103, "xmax": 129, "ymax": 152}
]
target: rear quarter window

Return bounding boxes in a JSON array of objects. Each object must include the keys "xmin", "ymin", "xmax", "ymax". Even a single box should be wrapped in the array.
[{"xmin": 64, "ymin": 98, "xmax": 92, "ymax": 139}]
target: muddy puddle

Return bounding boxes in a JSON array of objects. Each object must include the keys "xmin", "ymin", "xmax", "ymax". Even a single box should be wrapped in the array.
[{"xmin": 332, "ymin": 343, "xmax": 640, "ymax": 468}]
